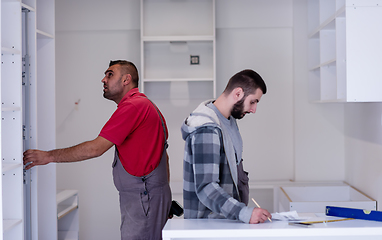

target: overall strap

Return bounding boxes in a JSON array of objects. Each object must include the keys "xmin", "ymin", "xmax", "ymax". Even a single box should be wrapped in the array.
[{"xmin": 139, "ymin": 96, "xmax": 167, "ymax": 143}]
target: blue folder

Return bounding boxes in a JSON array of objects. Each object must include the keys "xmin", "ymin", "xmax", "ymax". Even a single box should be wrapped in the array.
[{"xmin": 326, "ymin": 206, "xmax": 382, "ymax": 222}]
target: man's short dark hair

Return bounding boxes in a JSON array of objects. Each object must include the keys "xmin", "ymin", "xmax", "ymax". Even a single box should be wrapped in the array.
[
  {"xmin": 109, "ymin": 60, "xmax": 139, "ymax": 87},
  {"xmin": 223, "ymin": 69, "xmax": 267, "ymax": 97}
]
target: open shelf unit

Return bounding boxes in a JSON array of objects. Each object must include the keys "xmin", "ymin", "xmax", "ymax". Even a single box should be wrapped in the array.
[
  {"xmin": 140, "ymin": 0, "xmax": 216, "ymax": 99},
  {"xmin": 308, "ymin": 0, "xmax": 382, "ymax": 102},
  {"xmin": 57, "ymin": 189, "xmax": 79, "ymax": 240},
  {"xmin": 1, "ymin": 0, "xmax": 56, "ymax": 239},
  {"xmin": 1, "ymin": 1, "xmax": 24, "ymax": 239}
]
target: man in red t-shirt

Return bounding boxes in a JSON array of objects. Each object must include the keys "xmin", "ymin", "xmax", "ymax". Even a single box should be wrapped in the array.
[{"xmin": 23, "ymin": 60, "xmax": 172, "ymax": 240}]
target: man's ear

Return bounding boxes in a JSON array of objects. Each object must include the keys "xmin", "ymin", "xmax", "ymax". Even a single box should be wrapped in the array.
[
  {"xmin": 123, "ymin": 74, "xmax": 132, "ymax": 86},
  {"xmin": 232, "ymin": 87, "xmax": 244, "ymax": 101}
]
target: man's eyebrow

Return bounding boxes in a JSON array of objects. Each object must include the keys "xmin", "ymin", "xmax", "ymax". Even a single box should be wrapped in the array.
[{"xmin": 104, "ymin": 69, "xmax": 113, "ymax": 75}]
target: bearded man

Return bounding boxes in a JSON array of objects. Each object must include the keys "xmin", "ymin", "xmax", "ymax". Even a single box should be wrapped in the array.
[{"xmin": 181, "ymin": 69, "xmax": 271, "ymax": 224}]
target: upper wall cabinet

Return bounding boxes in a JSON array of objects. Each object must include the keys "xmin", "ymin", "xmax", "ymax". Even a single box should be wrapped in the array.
[
  {"xmin": 140, "ymin": 0, "xmax": 216, "ymax": 98},
  {"xmin": 308, "ymin": 0, "xmax": 382, "ymax": 102}
]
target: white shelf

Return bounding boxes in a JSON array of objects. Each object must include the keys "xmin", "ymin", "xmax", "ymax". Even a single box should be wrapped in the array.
[
  {"xmin": 1, "ymin": 47, "xmax": 21, "ymax": 55},
  {"xmin": 57, "ymin": 204, "xmax": 78, "ymax": 220},
  {"xmin": 143, "ymin": 35, "xmax": 214, "ymax": 42},
  {"xmin": 308, "ymin": 6, "xmax": 345, "ymax": 38},
  {"xmin": 21, "ymin": 2, "xmax": 35, "ymax": 12},
  {"xmin": 57, "ymin": 189, "xmax": 79, "ymax": 219},
  {"xmin": 1, "ymin": 106, "xmax": 21, "ymax": 112},
  {"xmin": 36, "ymin": 29, "xmax": 54, "ymax": 39},
  {"xmin": 2, "ymin": 163, "xmax": 22, "ymax": 173},
  {"xmin": 57, "ymin": 189, "xmax": 78, "ymax": 205},
  {"xmin": 3, "ymin": 219, "xmax": 22, "ymax": 232},
  {"xmin": 309, "ymin": 58, "xmax": 336, "ymax": 71}
]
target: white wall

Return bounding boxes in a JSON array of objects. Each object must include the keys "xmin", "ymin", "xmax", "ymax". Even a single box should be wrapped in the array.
[
  {"xmin": 54, "ymin": 0, "xmax": 381, "ymax": 239},
  {"xmin": 216, "ymin": 0, "xmax": 295, "ymax": 182},
  {"xmin": 344, "ymin": 103, "xmax": 382, "ymax": 210},
  {"xmin": 292, "ymin": 0, "xmax": 345, "ymax": 182}
]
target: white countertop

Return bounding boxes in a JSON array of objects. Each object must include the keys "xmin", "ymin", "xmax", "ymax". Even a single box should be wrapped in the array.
[{"xmin": 163, "ymin": 214, "xmax": 382, "ymax": 240}]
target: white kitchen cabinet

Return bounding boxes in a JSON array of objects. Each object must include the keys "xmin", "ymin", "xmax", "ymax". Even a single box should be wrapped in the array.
[
  {"xmin": 57, "ymin": 190, "xmax": 79, "ymax": 240},
  {"xmin": 278, "ymin": 185, "xmax": 376, "ymax": 213},
  {"xmin": 1, "ymin": 0, "xmax": 56, "ymax": 239},
  {"xmin": 1, "ymin": 1, "xmax": 24, "ymax": 239},
  {"xmin": 140, "ymin": 0, "xmax": 216, "ymax": 99},
  {"xmin": 308, "ymin": 0, "xmax": 382, "ymax": 102}
]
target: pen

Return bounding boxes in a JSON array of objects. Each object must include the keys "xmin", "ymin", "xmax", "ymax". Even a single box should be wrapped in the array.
[{"xmin": 251, "ymin": 198, "xmax": 272, "ymax": 222}]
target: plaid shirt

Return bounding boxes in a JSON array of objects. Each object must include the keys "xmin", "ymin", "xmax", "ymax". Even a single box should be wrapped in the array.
[{"xmin": 181, "ymin": 101, "xmax": 253, "ymax": 223}]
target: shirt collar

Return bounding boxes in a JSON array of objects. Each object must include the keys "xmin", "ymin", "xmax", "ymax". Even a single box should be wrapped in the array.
[
  {"xmin": 118, "ymin": 88, "xmax": 140, "ymax": 107},
  {"xmin": 208, "ymin": 102, "xmax": 231, "ymax": 124}
]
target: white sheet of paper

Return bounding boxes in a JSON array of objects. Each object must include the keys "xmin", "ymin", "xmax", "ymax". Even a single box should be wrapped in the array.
[{"xmin": 271, "ymin": 211, "xmax": 314, "ymax": 221}]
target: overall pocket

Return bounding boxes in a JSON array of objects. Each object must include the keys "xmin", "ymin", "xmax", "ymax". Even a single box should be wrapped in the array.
[
  {"xmin": 140, "ymin": 189, "xmax": 150, "ymax": 216},
  {"xmin": 237, "ymin": 160, "xmax": 249, "ymax": 205}
]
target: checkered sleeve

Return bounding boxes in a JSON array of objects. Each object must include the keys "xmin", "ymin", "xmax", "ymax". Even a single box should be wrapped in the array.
[{"xmin": 190, "ymin": 126, "xmax": 246, "ymax": 220}]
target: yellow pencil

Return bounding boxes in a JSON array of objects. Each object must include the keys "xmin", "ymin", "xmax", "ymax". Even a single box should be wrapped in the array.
[{"xmin": 251, "ymin": 198, "xmax": 272, "ymax": 222}]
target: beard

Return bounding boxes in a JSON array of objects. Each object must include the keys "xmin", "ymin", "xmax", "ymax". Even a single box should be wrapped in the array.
[
  {"xmin": 103, "ymin": 88, "xmax": 114, "ymax": 101},
  {"xmin": 103, "ymin": 90, "xmax": 109, "ymax": 99},
  {"xmin": 231, "ymin": 98, "xmax": 245, "ymax": 119},
  {"xmin": 103, "ymin": 77, "xmax": 122, "ymax": 101}
]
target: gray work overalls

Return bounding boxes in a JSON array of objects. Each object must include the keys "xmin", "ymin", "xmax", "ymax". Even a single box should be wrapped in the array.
[{"xmin": 112, "ymin": 100, "xmax": 171, "ymax": 240}]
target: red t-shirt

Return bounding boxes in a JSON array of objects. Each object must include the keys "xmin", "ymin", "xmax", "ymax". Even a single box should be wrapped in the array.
[{"xmin": 99, "ymin": 88, "xmax": 168, "ymax": 176}]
